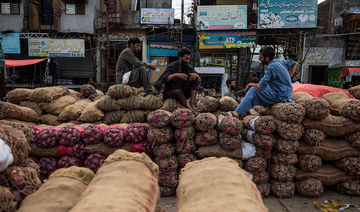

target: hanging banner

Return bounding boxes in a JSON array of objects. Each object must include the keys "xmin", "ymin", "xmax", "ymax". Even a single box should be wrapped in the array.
[
  {"xmin": 197, "ymin": 5, "xmax": 247, "ymax": 30},
  {"xmin": 258, "ymin": 0, "xmax": 317, "ymax": 29},
  {"xmin": 327, "ymin": 68, "xmax": 343, "ymax": 88},
  {"xmin": 199, "ymin": 31, "xmax": 256, "ymax": 49},
  {"xmin": 140, "ymin": 8, "xmax": 174, "ymax": 25},
  {"xmin": 28, "ymin": 38, "xmax": 85, "ymax": 57},
  {"xmin": 3, "ymin": 33, "xmax": 20, "ymax": 54}
]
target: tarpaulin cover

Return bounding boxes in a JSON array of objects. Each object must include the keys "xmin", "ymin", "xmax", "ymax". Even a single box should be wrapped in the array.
[
  {"xmin": 5, "ymin": 59, "xmax": 47, "ymax": 68},
  {"xmin": 339, "ymin": 67, "xmax": 360, "ymax": 78},
  {"xmin": 293, "ymin": 84, "xmax": 355, "ymax": 98}
]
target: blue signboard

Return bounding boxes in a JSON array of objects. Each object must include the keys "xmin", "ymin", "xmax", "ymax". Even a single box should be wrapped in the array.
[
  {"xmin": 3, "ymin": 33, "xmax": 20, "ymax": 54},
  {"xmin": 199, "ymin": 31, "xmax": 256, "ymax": 49},
  {"xmin": 258, "ymin": 0, "xmax": 317, "ymax": 29}
]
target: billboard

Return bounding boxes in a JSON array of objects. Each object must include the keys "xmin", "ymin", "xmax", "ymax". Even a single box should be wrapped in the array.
[
  {"xmin": 140, "ymin": 8, "xmax": 174, "ymax": 24},
  {"xmin": 258, "ymin": 0, "xmax": 317, "ymax": 29},
  {"xmin": 3, "ymin": 33, "xmax": 20, "ymax": 54},
  {"xmin": 199, "ymin": 31, "xmax": 256, "ymax": 49},
  {"xmin": 28, "ymin": 38, "xmax": 85, "ymax": 57},
  {"xmin": 197, "ymin": 5, "xmax": 247, "ymax": 30}
]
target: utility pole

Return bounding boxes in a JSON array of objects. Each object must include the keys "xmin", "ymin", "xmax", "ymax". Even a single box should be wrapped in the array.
[{"xmin": 181, "ymin": 0, "xmax": 184, "ymax": 45}]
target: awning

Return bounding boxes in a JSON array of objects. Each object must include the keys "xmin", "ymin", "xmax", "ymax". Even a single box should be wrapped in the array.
[
  {"xmin": 339, "ymin": 67, "xmax": 360, "ymax": 78},
  {"xmin": 5, "ymin": 59, "xmax": 47, "ymax": 68}
]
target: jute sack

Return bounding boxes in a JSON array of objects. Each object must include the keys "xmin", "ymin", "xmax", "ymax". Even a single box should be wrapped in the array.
[
  {"xmin": 120, "ymin": 110, "xmax": 145, "ymax": 123},
  {"xmin": 198, "ymin": 96, "xmax": 219, "ymax": 112},
  {"xmin": 107, "ymin": 84, "xmax": 135, "ymax": 99},
  {"xmin": 295, "ymin": 164, "xmax": 354, "ymax": 186},
  {"xmin": 291, "ymin": 92, "xmax": 313, "ymax": 104},
  {"xmin": 28, "ymin": 86, "xmax": 69, "ymax": 103},
  {"xmin": 69, "ymin": 89, "xmax": 84, "ymax": 99},
  {"xmin": 302, "ymin": 114, "xmax": 360, "ymax": 136},
  {"xmin": 0, "ymin": 120, "xmax": 34, "ymax": 142},
  {"xmin": 119, "ymin": 96, "xmax": 144, "ymax": 110},
  {"xmin": 298, "ymin": 138, "xmax": 360, "ymax": 161},
  {"xmin": 267, "ymin": 102, "xmax": 305, "ymax": 124},
  {"xmin": 160, "ymin": 98, "xmax": 185, "ymax": 112},
  {"xmin": 95, "ymin": 95, "xmax": 122, "ymax": 112},
  {"xmin": 219, "ymin": 96, "xmax": 238, "ymax": 111},
  {"xmin": 177, "ymin": 157, "xmax": 267, "ymax": 212},
  {"xmin": 79, "ymin": 100, "xmax": 104, "ymax": 123},
  {"xmin": 40, "ymin": 95, "xmax": 78, "ymax": 115},
  {"xmin": 6, "ymin": 88, "xmax": 33, "ymax": 104},
  {"xmin": 103, "ymin": 110, "xmax": 126, "ymax": 124},
  {"xmin": 349, "ymin": 85, "xmax": 360, "ymax": 99},
  {"xmin": 322, "ymin": 92, "xmax": 360, "ymax": 122},
  {"xmin": 20, "ymin": 101, "xmax": 43, "ymax": 116},
  {"xmin": 59, "ymin": 99, "xmax": 91, "ymax": 121},
  {"xmin": 69, "ymin": 150, "xmax": 160, "ymax": 212},
  {"xmin": 142, "ymin": 95, "xmax": 163, "ymax": 110},
  {"xmin": 0, "ymin": 101, "xmax": 40, "ymax": 123},
  {"xmin": 18, "ymin": 166, "xmax": 94, "ymax": 212},
  {"xmin": 40, "ymin": 114, "xmax": 62, "ymax": 126}
]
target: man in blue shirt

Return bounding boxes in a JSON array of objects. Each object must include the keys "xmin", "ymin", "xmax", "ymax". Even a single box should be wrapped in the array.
[{"xmin": 228, "ymin": 46, "xmax": 296, "ymax": 117}]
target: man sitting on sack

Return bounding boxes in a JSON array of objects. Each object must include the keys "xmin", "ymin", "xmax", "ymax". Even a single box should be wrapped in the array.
[
  {"xmin": 115, "ymin": 37, "xmax": 158, "ymax": 96},
  {"xmin": 154, "ymin": 47, "xmax": 200, "ymax": 113}
]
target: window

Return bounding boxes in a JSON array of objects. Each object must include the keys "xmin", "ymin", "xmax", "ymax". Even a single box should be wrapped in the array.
[
  {"xmin": 0, "ymin": 1, "xmax": 20, "ymax": 15},
  {"xmin": 64, "ymin": 0, "xmax": 85, "ymax": 15}
]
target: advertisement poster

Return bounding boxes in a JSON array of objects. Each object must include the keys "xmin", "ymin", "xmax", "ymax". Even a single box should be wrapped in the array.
[
  {"xmin": 3, "ymin": 33, "xmax": 20, "ymax": 54},
  {"xmin": 327, "ymin": 68, "xmax": 343, "ymax": 88},
  {"xmin": 199, "ymin": 31, "xmax": 256, "ymax": 49},
  {"xmin": 28, "ymin": 38, "xmax": 85, "ymax": 57},
  {"xmin": 140, "ymin": 8, "xmax": 174, "ymax": 25},
  {"xmin": 258, "ymin": 0, "xmax": 317, "ymax": 29},
  {"xmin": 197, "ymin": 5, "xmax": 247, "ymax": 30}
]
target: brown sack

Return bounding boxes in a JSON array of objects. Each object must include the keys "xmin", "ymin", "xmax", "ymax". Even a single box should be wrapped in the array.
[
  {"xmin": 302, "ymin": 114, "xmax": 360, "ymax": 136},
  {"xmin": 322, "ymin": 92, "xmax": 360, "ymax": 122},
  {"xmin": 198, "ymin": 96, "xmax": 219, "ymax": 112},
  {"xmin": 160, "ymin": 98, "xmax": 185, "ymax": 112},
  {"xmin": 69, "ymin": 89, "xmax": 84, "ymax": 99},
  {"xmin": 177, "ymin": 157, "xmax": 267, "ymax": 212},
  {"xmin": 219, "ymin": 96, "xmax": 238, "ymax": 111},
  {"xmin": 119, "ymin": 96, "xmax": 144, "ymax": 110},
  {"xmin": 196, "ymin": 144, "xmax": 243, "ymax": 159},
  {"xmin": 18, "ymin": 167, "xmax": 94, "ymax": 212},
  {"xmin": 142, "ymin": 95, "xmax": 163, "ymax": 110},
  {"xmin": 103, "ymin": 110, "xmax": 126, "ymax": 124},
  {"xmin": 349, "ymin": 85, "xmax": 360, "ymax": 99},
  {"xmin": 120, "ymin": 110, "xmax": 145, "ymax": 123},
  {"xmin": 292, "ymin": 92, "xmax": 313, "ymax": 104},
  {"xmin": 79, "ymin": 100, "xmax": 104, "ymax": 123},
  {"xmin": 69, "ymin": 150, "xmax": 160, "ymax": 212},
  {"xmin": 267, "ymin": 102, "xmax": 305, "ymax": 124},
  {"xmin": 295, "ymin": 164, "xmax": 354, "ymax": 186},
  {"xmin": 59, "ymin": 99, "xmax": 91, "ymax": 121},
  {"xmin": 292, "ymin": 92, "xmax": 330, "ymax": 120},
  {"xmin": 95, "ymin": 95, "xmax": 122, "ymax": 112},
  {"xmin": 85, "ymin": 143, "xmax": 131, "ymax": 156},
  {"xmin": 20, "ymin": 101, "xmax": 43, "ymax": 116},
  {"xmin": 297, "ymin": 138, "xmax": 360, "ymax": 161},
  {"xmin": 40, "ymin": 114, "xmax": 62, "ymax": 126},
  {"xmin": 0, "ymin": 101, "xmax": 40, "ymax": 123},
  {"xmin": 28, "ymin": 86, "xmax": 69, "ymax": 103},
  {"xmin": 6, "ymin": 88, "xmax": 33, "ymax": 104},
  {"xmin": 106, "ymin": 84, "xmax": 135, "ymax": 99},
  {"xmin": 40, "ymin": 95, "xmax": 78, "ymax": 115}
]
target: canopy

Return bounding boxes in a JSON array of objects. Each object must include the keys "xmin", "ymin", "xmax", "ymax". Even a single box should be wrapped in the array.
[
  {"xmin": 338, "ymin": 67, "xmax": 360, "ymax": 78},
  {"xmin": 5, "ymin": 59, "xmax": 47, "ymax": 68}
]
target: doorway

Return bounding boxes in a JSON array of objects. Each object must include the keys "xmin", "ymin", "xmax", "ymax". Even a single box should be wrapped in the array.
[{"xmin": 309, "ymin": 66, "xmax": 328, "ymax": 85}]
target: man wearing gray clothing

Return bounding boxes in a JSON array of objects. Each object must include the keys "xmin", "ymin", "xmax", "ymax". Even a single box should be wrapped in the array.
[{"xmin": 116, "ymin": 37, "xmax": 157, "ymax": 95}]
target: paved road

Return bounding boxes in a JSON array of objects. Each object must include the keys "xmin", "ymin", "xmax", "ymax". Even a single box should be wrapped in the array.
[{"xmin": 159, "ymin": 188, "xmax": 360, "ymax": 212}]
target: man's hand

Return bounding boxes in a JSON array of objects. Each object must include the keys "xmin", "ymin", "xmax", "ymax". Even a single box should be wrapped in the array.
[
  {"xmin": 175, "ymin": 73, "xmax": 189, "ymax": 81},
  {"xmin": 189, "ymin": 73, "xmax": 199, "ymax": 81},
  {"xmin": 147, "ymin": 63, "xmax": 157, "ymax": 70},
  {"xmin": 245, "ymin": 83, "xmax": 261, "ymax": 93}
]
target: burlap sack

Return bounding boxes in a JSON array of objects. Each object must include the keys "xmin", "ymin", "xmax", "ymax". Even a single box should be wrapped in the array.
[
  {"xmin": 270, "ymin": 181, "xmax": 295, "ymax": 198},
  {"xmin": 275, "ymin": 119, "xmax": 304, "ymax": 140},
  {"xmin": 303, "ymin": 114, "xmax": 360, "ymax": 136},
  {"xmin": 0, "ymin": 101, "xmax": 40, "ymax": 123},
  {"xmin": 270, "ymin": 164, "xmax": 296, "ymax": 182},
  {"xmin": 18, "ymin": 167, "xmax": 94, "ymax": 212},
  {"xmin": 0, "ymin": 185, "xmax": 17, "ymax": 212},
  {"xmin": 0, "ymin": 120, "xmax": 34, "ymax": 142},
  {"xmin": 292, "ymin": 92, "xmax": 313, "ymax": 104},
  {"xmin": 95, "ymin": 96, "xmax": 122, "ymax": 112},
  {"xmin": 194, "ymin": 113, "xmax": 217, "ymax": 131},
  {"xmin": 349, "ymin": 85, "xmax": 360, "ymax": 99},
  {"xmin": 160, "ymin": 98, "xmax": 185, "ymax": 112},
  {"xmin": 267, "ymin": 102, "xmax": 305, "ymax": 124},
  {"xmin": 40, "ymin": 95, "xmax": 78, "ymax": 115},
  {"xmin": 295, "ymin": 178, "xmax": 324, "ymax": 198},
  {"xmin": 20, "ymin": 101, "xmax": 43, "ymax": 116},
  {"xmin": 322, "ymin": 92, "xmax": 360, "ymax": 122},
  {"xmin": 142, "ymin": 95, "xmax": 163, "ymax": 110},
  {"xmin": 119, "ymin": 96, "xmax": 144, "ymax": 110},
  {"xmin": 120, "ymin": 110, "xmax": 145, "ymax": 123},
  {"xmin": 298, "ymin": 138, "xmax": 360, "ymax": 161},
  {"xmin": 302, "ymin": 129, "xmax": 326, "ymax": 146},
  {"xmin": 336, "ymin": 180, "xmax": 360, "ymax": 196},
  {"xmin": 79, "ymin": 100, "xmax": 104, "ymax": 123},
  {"xmin": 85, "ymin": 142, "xmax": 131, "ymax": 156},
  {"xmin": 177, "ymin": 157, "xmax": 267, "ymax": 212},
  {"xmin": 146, "ymin": 109, "xmax": 172, "ymax": 128},
  {"xmin": 295, "ymin": 164, "xmax": 354, "ymax": 186},
  {"xmin": 107, "ymin": 84, "xmax": 135, "ymax": 99},
  {"xmin": 196, "ymin": 144, "xmax": 243, "ymax": 159},
  {"xmin": 103, "ymin": 110, "xmax": 126, "ymax": 124},
  {"xmin": 5, "ymin": 88, "xmax": 33, "ymax": 104},
  {"xmin": 40, "ymin": 114, "xmax": 62, "ymax": 126},
  {"xmin": 28, "ymin": 86, "xmax": 69, "ymax": 103},
  {"xmin": 59, "ymin": 99, "xmax": 91, "ymax": 121},
  {"xmin": 69, "ymin": 89, "xmax": 84, "ymax": 99},
  {"xmin": 69, "ymin": 150, "xmax": 160, "ymax": 212},
  {"xmin": 243, "ymin": 115, "xmax": 277, "ymax": 134},
  {"xmin": 219, "ymin": 96, "xmax": 238, "ymax": 111},
  {"xmin": 198, "ymin": 96, "xmax": 219, "ymax": 112}
]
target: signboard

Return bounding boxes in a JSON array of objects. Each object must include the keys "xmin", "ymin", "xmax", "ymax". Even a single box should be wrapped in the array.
[
  {"xmin": 3, "ymin": 33, "xmax": 20, "ymax": 54},
  {"xmin": 28, "ymin": 38, "xmax": 85, "ymax": 57},
  {"xmin": 140, "ymin": 8, "xmax": 174, "ymax": 25},
  {"xmin": 327, "ymin": 68, "xmax": 343, "ymax": 88},
  {"xmin": 258, "ymin": 0, "xmax": 317, "ymax": 29},
  {"xmin": 109, "ymin": 32, "xmax": 146, "ymax": 41},
  {"xmin": 345, "ymin": 60, "xmax": 360, "ymax": 67},
  {"xmin": 197, "ymin": 5, "xmax": 247, "ymax": 30},
  {"xmin": 199, "ymin": 31, "xmax": 256, "ymax": 49},
  {"xmin": 350, "ymin": 7, "xmax": 360, "ymax": 14}
]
